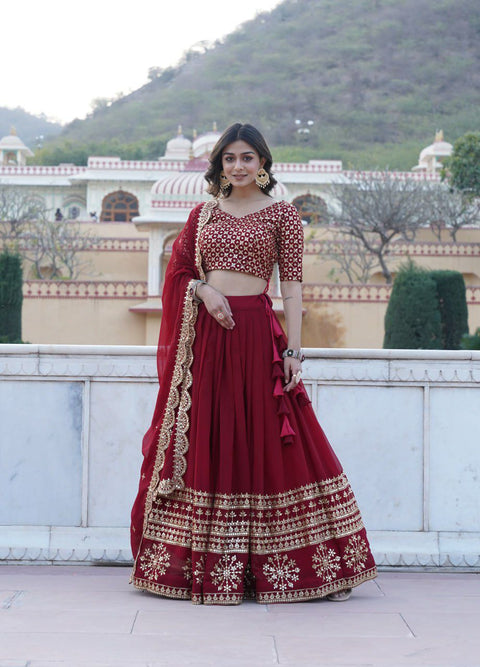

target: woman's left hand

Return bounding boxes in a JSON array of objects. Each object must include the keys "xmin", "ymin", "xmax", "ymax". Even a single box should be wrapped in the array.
[{"xmin": 284, "ymin": 357, "xmax": 302, "ymax": 392}]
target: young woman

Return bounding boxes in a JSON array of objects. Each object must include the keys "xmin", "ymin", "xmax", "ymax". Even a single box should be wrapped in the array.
[{"xmin": 130, "ymin": 123, "xmax": 377, "ymax": 604}]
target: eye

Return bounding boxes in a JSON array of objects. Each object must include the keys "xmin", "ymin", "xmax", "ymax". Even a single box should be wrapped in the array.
[
  {"xmin": 224, "ymin": 156, "xmax": 234, "ymax": 162},
  {"xmin": 243, "ymin": 156, "xmax": 253, "ymax": 162}
]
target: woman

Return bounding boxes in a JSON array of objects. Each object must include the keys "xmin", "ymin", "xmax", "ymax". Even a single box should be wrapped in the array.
[{"xmin": 130, "ymin": 123, "xmax": 377, "ymax": 604}]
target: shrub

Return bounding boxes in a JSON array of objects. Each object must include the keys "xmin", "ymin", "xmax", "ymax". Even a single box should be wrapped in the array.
[
  {"xmin": 0, "ymin": 250, "xmax": 23, "ymax": 343},
  {"xmin": 460, "ymin": 328, "xmax": 480, "ymax": 350},
  {"xmin": 429, "ymin": 270, "xmax": 468, "ymax": 350},
  {"xmin": 383, "ymin": 263, "xmax": 442, "ymax": 349}
]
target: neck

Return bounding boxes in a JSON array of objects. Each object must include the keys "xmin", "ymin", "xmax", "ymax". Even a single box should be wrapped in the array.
[{"xmin": 228, "ymin": 184, "xmax": 268, "ymax": 202}]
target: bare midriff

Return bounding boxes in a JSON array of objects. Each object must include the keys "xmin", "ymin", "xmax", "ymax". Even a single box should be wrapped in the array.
[{"xmin": 205, "ymin": 270, "xmax": 267, "ymax": 296}]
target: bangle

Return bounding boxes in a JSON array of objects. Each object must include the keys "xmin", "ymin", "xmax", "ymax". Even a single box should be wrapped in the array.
[
  {"xmin": 189, "ymin": 279, "xmax": 207, "ymax": 303},
  {"xmin": 282, "ymin": 348, "xmax": 305, "ymax": 362}
]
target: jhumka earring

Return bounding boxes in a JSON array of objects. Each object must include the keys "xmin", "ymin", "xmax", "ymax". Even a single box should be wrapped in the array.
[
  {"xmin": 255, "ymin": 168, "xmax": 270, "ymax": 189},
  {"xmin": 219, "ymin": 171, "xmax": 231, "ymax": 192}
]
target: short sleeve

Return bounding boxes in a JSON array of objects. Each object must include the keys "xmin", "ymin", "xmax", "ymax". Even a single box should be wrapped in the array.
[{"xmin": 277, "ymin": 203, "xmax": 304, "ymax": 281}]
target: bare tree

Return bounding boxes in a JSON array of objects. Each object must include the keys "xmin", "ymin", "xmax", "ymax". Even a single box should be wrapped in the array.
[
  {"xmin": 1, "ymin": 187, "xmax": 97, "ymax": 279},
  {"xmin": 0, "ymin": 188, "xmax": 46, "ymax": 241},
  {"xmin": 24, "ymin": 218, "xmax": 98, "ymax": 279},
  {"xmin": 428, "ymin": 186, "xmax": 480, "ymax": 242},
  {"xmin": 322, "ymin": 234, "xmax": 380, "ymax": 283},
  {"xmin": 328, "ymin": 173, "xmax": 430, "ymax": 283}
]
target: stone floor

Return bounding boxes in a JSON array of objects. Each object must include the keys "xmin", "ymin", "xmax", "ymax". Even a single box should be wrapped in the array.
[{"xmin": 0, "ymin": 566, "xmax": 479, "ymax": 666}]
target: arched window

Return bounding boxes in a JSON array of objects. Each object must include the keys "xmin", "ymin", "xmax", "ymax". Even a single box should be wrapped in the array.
[
  {"xmin": 63, "ymin": 195, "xmax": 86, "ymax": 220},
  {"xmin": 101, "ymin": 190, "xmax": 139, "ymax": 222},
  {"xmin": 292, "ymin": 194, "xmax": 327, "ymax": 225}
]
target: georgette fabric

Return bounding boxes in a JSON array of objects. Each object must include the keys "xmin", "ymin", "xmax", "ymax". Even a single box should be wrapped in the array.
[{"xmin": 130, "ymin": 199, "xmax": 377, "ymax": 604}]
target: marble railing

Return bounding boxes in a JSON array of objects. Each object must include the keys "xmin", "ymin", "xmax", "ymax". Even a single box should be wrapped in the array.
[{"xmin": 1, "ymin": 345, "xmax": 479, "ymax": 569}]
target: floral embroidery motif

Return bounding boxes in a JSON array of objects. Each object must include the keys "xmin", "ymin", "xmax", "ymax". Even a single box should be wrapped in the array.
[
  {"xmin": 263, "ymin": 554, "xmax": 300, "ymax": 591},
  {"xmin": 312, "ymin": 545, "xmax": 341, "ymax": 582},
  {"xmin": 182, "ymin": 556, "xmax": 192, "ymax": 584},
  {"xmin": 139, "ymin": 543, "xmax": 170, "ymax": 581},
  {"xmin": 193, "ymin": 555, "xmax": 206, "ymax": 585},
  {"xmin": 343, "ymin": 535, "xmax": 369, "ymax": 573},
  {"xmin": 211, "ymin": 554, "xmax": 244, "ymax": 593}
]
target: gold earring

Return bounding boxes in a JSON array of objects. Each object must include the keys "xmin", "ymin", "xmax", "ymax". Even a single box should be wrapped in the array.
[
  {"xmin": 255, "ymin": 168, "xmax": 270, "ymax": 189},
  {"xmin": 220, "ymin": 171, "xmax": 231, "ymax": 192}
]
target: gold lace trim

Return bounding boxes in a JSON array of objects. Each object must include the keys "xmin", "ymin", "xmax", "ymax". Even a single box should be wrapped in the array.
[{"xmin": 141, "ymin": 201, "xmax": 217, "ymax": 532}]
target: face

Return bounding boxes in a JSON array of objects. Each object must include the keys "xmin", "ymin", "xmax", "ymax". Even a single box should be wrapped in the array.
[{"xmin": 221, "ymin": 140, "xmax": 265, "ymax": 189}]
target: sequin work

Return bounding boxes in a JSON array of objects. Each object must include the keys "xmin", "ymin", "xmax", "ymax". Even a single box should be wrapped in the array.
[{"xmin": 198, "ymin": 201, "xmax": 304, "ymax": 282}]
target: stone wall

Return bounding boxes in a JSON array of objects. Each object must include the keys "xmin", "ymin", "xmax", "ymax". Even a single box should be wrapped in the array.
[{"xmin": 1, "ymin": 345, "xmax": 479, "ymax": 569}]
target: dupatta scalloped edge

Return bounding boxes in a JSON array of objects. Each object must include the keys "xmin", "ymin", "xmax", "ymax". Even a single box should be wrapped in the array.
[{"xmin": 142, "ymin": 200, "xmax": 217, "ymax": 518}]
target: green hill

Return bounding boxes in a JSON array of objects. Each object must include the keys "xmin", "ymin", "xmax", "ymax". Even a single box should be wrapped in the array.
[{"xmin": 34, "ymin": 0, "xmax": 480, "ymax": 169}]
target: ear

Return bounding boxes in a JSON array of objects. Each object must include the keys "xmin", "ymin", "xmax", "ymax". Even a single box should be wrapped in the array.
[{"xmin": 260, "ymin": 156, "xmax": 266, "ymax": 168}]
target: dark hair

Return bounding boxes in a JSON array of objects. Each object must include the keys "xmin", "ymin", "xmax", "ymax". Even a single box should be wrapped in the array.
[{"xmin": 205, "ymin": 122, "xmax": 277, "ymax": 197}]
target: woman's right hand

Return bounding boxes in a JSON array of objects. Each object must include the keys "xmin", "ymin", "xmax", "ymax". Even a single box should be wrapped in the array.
[{"xmin": 196, "ymin": 283, "xmax": 235, "ymax": 330}]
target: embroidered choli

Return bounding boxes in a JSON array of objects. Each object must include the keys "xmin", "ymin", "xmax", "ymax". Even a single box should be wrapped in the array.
[{"xmin": 198, "ymin": 200, "xmax": 304, "ymax": 282}]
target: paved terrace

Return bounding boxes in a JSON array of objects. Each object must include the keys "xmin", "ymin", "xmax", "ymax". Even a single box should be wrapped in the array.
[{"xmin": 0, "ymin": 566, "xmax": 479, "ymax": 666}]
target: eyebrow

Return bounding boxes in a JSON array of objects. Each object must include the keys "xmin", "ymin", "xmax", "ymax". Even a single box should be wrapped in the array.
[{"xmin": 223, "ymin": 151, "xmax": 256, "ymax": 156}]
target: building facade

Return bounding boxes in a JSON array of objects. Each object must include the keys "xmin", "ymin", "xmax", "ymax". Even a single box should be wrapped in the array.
[{"xmin": 1, "ymin": 127, "xmax": 479, "ymax": 348}]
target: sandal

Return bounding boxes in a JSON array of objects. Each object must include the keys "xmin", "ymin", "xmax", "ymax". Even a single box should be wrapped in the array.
[{"xmin": 326, "ymin": 588, "xmax": 352, "ymax": 602}]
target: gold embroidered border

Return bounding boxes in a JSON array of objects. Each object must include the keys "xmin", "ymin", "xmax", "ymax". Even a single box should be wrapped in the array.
[
  {"xmin": 155, "ymin": 473, "xmax": 353, "ymax": 509},
  {"xmin": 144, "ymin": 473, "xmax": 368, "ymax": 555},
  {"xmin": 141, "ymin": 200, "xmax": 217, "ymax": 523},
  {"xmin": 131, "ymin": 566, "xmax": 377, "ymax": 605},
  {"xmin": 195, "ymin": 199, "xmax": 217, "ymax": 280}
]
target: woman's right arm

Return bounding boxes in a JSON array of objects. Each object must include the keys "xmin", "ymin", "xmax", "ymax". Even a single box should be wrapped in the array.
[{"xmin": 195, "ymin": 282, "xmax": 235, "ymax": 330}]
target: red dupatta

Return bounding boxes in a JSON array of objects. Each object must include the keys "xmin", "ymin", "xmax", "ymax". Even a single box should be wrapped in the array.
[{"xmin": 131, "ymin": 200, "xmax": 217, "ymax": 556}]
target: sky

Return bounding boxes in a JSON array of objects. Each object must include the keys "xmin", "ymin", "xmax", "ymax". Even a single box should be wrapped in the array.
[{"xmin": 2, "ymin": 0, "xmax": 281, "ymax": 125}]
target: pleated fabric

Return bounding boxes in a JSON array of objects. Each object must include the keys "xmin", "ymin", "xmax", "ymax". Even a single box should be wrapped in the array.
[{"xmin": 131, "ymin": 294, "xmax": 377, "ymax": 604}]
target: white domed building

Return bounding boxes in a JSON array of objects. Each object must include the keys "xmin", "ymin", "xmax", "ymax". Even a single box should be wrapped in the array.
[
  {"xmin": 0, "ymin": 128, "xmax": 34, "ymax": 166},
  {"xmin": 412, "ymin": 130, "xmax": 453, "ymax": 174},
  {"xmin": 160, "ymin": 126, "xmax": 192, "ymax": 162}
]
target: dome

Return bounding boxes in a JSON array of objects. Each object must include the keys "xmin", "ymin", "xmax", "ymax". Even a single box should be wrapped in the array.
[
  {"xmin": 151, "ymin": 172, "xmax": 208, "ymax": 208},
  {"xmin": 0, "ymin": 128, "xmax": 34, "ymax": 165},
  {"xmin": 0, "ymin": 128, "xmax": 33, "ymax": 153},
  {"xmin": 151, "ymin": 168, "xmax": 288, "ymax": 209},
  {"xmin": 161, "ymin": 126, "xmax": 192, "ymax": 161},
  {"xmin": 192, "ymin": 127, "xmax": 221, "ymax": 158},
  {"xmin": 413, "ymin": 131, "xmax": 452, "ymax": 172}
]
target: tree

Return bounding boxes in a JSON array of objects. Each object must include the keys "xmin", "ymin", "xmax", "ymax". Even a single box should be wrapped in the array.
[
  {"xmin": 328, "ymin": 173, "xmax": 430, "ymax": 283},
  {"xmin": 443, "ymin": 132, "xmax": 480, "ymax": 198},
  {"xmin": 429, "ymin": 270, "xmax": 468, "ymax": 350},
  {"xmin": 428, "ymin": 185, "xmax": 480, "ymax": 242},
  {"xmin": 0, "ymin": 188, "xmax": 46, "ymax": 241},
  {"xmin": 147, "ymin": 66, "xmax": 163, "ymax": 81},
  {"xmin": 383, "ymin": 262, "xmax": 442, "ymax": 349},
  {"xmin": 0, "ymin": 249, "xmax": 23, "ymax": 343},
  {"xmin": 24, "ymin": 218, "xmax": 98, "ymax": 280},
  {"xmin": 322, "ymin": 234, "xmax": 379, "ymax": 283},
  {"xmin": 461, "ymin": 328, "xmax": 480, "ymax": 350},
  {"xmin": 0, "ymin": 187, "xmax": 97, "ymax": 279}
]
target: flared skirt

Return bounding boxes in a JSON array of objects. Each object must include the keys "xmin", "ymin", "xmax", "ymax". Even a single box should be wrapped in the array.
[{"xmin": 131, "ymin": 294, "xmax": 377, "ymax": 604}]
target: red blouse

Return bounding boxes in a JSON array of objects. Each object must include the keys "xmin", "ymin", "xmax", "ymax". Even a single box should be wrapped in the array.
[{"xmin": 199, "ymin": 201, "xmax": 304, "ymax": 282}]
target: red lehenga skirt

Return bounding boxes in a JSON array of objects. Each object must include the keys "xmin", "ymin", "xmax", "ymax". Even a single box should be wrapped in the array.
[{"xmin": 130, "ymin": 294, "xmax": 377, "ymax": 604}]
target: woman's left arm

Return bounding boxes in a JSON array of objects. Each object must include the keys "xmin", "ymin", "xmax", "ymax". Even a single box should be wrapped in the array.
[{"xmin": 280, "ymin": 280, "xmax": 303, "ymax": 392}]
